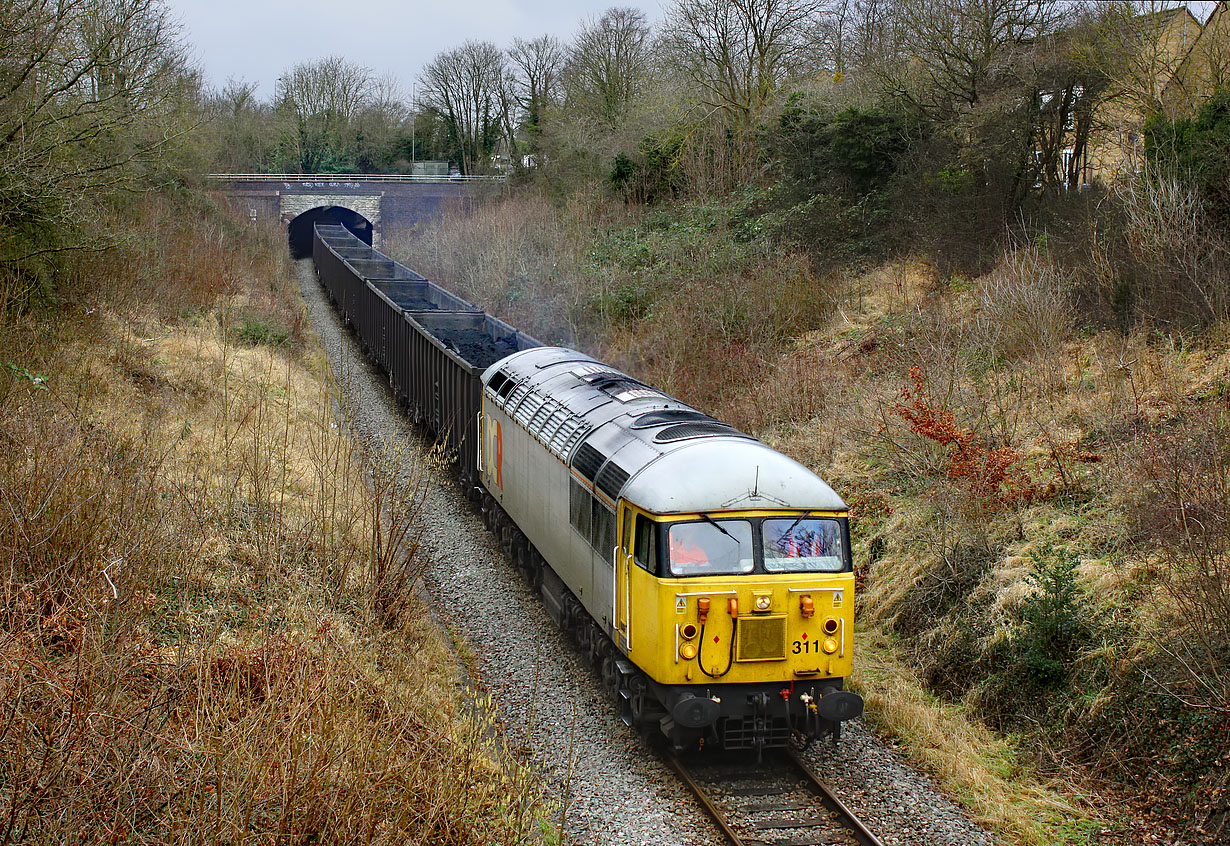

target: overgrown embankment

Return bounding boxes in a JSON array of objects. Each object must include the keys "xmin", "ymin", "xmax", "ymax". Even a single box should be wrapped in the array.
[
  {"xmin": 390, "ymin": 159, "xmax": 1230, "ymax": 843},
  {"xmin": 0, "ymin": 194, "xmax": 543, "ymax": 844}
]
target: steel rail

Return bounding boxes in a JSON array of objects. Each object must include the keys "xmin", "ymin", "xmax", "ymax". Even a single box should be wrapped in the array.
[
  {"xmin": 668, "ymin": 748, "xmax": 885, "ymax": 846},
  {"xmin": 664, "ymin": 753, "xmax": 746, "ymax": 845},
  {"xmin": 787, "ymin": 747, "xmax": 885, "ymax": 846}
]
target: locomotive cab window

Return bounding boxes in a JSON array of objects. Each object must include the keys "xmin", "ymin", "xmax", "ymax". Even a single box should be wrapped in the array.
[
  {"xmin": 633, "ymin": 516, "xmax": 657, "ymax": 574},
  {"xmin": 762, "ymin": 517, "xmax": 847, "ymax": 572},
  {"xmin": 487, "ymin": 370, "xmax": 509, "ymax": 396},
  {"xmin": 667, "ymin": 519, "xmax": 754, "ymax": 577}
]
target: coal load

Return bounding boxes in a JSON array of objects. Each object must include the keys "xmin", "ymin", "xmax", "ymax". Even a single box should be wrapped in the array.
[
  {"xmin": 372, "ymin": 280, "xmax": 478, "ymax": 314},
  {"xmin": 438, "ymin": 329, "xmax": 521, "ymax": 369}
]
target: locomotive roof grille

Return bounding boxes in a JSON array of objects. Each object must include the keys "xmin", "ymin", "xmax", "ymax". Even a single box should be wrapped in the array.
[
  {"xmin": 572, "ymin": 443, "xmax": 607, "ymax": 482},
  {"xmin": 653, "ymin": 421, "xmax": 748, "ymax": 443},
  {"xmin": 505, "ymin": 382, "xmax": 533, "ymax": 412},
  {"xmin": 551, "ymin": 418, "xmax": 591, "ymax": 454},
  {"xmin": 595, "ymin": 462, "xmax": 631, "ymax": 500},
  {"xmin": 630, "ymin": 409, "xmax": 713, "ymax": 429},
  {"xmin": 487, "ymin": 370, "xmax": 510, "ymax": 396}
]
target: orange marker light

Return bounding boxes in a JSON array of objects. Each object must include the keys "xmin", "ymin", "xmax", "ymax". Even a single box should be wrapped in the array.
[
  {"xmin": 727, "ymin": 597, "xmax": 739, "ymax": 618},
  {"xmin": 800, "ymin": 595, "xmax": 815, "ymax": 618},
  {"xmin": 697, "ymin": 597, "xmax": 710, "ymax": 625}
]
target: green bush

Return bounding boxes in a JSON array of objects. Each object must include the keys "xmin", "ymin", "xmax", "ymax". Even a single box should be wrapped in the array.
[
  {"xmin": 1005, "ymin": 546, "xmax": 1096, "ymax": 691},
  {"xmin": 1145, "ymin": 87, "xmax": 1230, "ymax": 217},
  {"xmin": 236, "ymin": 315, "xmax": 291, "ymax": 347}
]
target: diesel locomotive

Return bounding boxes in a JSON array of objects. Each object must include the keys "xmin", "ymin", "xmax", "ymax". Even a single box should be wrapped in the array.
[{"xmin": 311, "ymin": 222, "xmax": 864, "ymax": 754}]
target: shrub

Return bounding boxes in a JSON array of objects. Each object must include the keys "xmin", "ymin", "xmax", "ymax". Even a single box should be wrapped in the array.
[
  {"xmin": 973, "ymin": 248, "xmax": 1073, "ymax": 363},
  {"xmin": 1145, "ymin": 87, "xmax": 1230, "ymax": 218},
  {"xmin": 1128, "ymin": 407, "xmax": 1230, "ymax": 715},
  {"xmin": 1012, "ymin": 546, "xmax": 1095, "ymax": 688},
  {"xmin": 893, "ymin": 365, "xmax": 1039, "ymax": 508},
  {"xmin": 237, "ymin": 314, "xmax": 292, "ymax": 347}
]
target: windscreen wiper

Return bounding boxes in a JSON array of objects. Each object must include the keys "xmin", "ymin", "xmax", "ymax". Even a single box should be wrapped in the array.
[
  {"xmin": 700, "ymin": 513, "xmax": 735, "ymax": 541},
  {"xmin": 782, "ymin": 512, "xmax": 812, "ymax": 540}
]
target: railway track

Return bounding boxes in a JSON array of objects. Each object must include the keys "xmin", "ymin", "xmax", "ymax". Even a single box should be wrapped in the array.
[{"xmin": 667, "ymin": 747, "xmax": 884, "ymax": 846}]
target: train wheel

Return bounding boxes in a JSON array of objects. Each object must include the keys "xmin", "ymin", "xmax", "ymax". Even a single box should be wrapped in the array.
[
  {"xmin": 528, "ymin": 552, "xmax": 544, "ymax": 590},
  {"xmin": 600, "ymin": 652, "xmax": 620, "ymax": 698}
]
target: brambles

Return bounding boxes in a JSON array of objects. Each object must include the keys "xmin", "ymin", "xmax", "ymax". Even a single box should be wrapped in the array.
[{"xmin": 893, "ymin": 365, "xmax": 1039, "ymax": 508}]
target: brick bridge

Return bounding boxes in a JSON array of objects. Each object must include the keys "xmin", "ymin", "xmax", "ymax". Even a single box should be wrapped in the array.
[{"xmin": 209, "ymin": 174, "xmax": 504, "ymax": 256}]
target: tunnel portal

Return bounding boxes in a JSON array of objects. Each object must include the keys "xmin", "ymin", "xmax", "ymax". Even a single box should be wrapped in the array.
[{"xmin": 287, "ymin": 206, "xmax": 373, "ymax": 258}]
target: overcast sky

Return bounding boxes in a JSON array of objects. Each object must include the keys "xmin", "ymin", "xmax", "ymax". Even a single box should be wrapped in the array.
[
  {"xmin": 168, "ymin": 0, "xmax": 666, "ymax": 99},
  {"xmin": 168, "ymin": 0, "xmax": 1220, "ymax": 101}
]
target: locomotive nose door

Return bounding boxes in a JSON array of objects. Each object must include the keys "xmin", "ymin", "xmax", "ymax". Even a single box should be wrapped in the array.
[{"xmin": 615, "ymin": 505, "xmax": 633, "ymax": 651}]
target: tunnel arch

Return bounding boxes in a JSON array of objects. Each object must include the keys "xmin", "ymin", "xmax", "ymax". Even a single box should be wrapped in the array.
[{"xmin": 287, "ymin": 206, "xmax": 374, "ymax": 258}]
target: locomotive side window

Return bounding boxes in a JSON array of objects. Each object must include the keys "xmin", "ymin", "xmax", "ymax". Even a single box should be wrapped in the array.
[
  {"xmin": 667, "ymin": 519, "xmax": 754, "ymax": 576},
  {"xmin": 569, "ymin": 479, "xmax": 591, "ymax": 539},
  {"xmin": 762, "ymin": 517, "xmax": 846, "ymax": 572},
  {"xmin": 633, "ymin": 517, "xmax": 657, "ymax": 574},
  {"xmin": 591, "ymin": 500, "xmax": 615, "ymax": 562}
]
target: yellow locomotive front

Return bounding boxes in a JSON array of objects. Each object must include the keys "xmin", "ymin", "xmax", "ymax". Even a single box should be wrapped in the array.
[{"xmin": 615, "ymin": 503, "xmax": 864, "ymax": 752}]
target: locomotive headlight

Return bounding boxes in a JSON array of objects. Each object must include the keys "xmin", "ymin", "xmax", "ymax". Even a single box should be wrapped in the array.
[
  {"xmin": 680, "ymin": 642, "xmax": 698, "ymax": 660},
  {"xmin": 753, "ymin": 594, "xmax": 772, "ymax": 613},
  {"xmin": 822, "ymin": 637, "xmax": 839, "ymax": 654}
]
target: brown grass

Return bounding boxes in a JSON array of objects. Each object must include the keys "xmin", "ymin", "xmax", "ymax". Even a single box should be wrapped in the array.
[{"xmin": 0, "ymin": 195, "xmax": 542, "ymax": 844}]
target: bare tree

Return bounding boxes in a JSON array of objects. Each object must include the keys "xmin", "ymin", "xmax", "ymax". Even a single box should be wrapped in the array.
[
  {"xmin": 662, "ymin": 0, "xmax": 821, "ymax": 128},
  {"xmin": 419, "ymin": 40, "xmax": 510, "ymax": 174},
  {"xmin": 887, "ymin": 0, "xmax": 1061, "ymax": 119},
  {"xmin": 1088, "ymin": 1, "xmax": 1202, "ymax": 117},
  {"xmin": 847, "ymin": 0, "xmax": 906, "ymax": 70},
  {"xmin": 563, "ymin": 7, "xmax": 653, "ymax": 129},
  {"xmin": 204, "ymin": 78, "xmax": 274, "ymax": 172},
  {"xmin": 274, "ymin": 56, "xmax": 373, "ymax": 172},
  {"xmin": 0, "ymin": 0, "xmax": 196, "ymax": 267},
  {"xmin": 354, "ymin": 74, "xmax": 408, "ymax": 171},
  {"xmin": 508, "ymin": 35, "xmax": 566, "ymax": 145}
]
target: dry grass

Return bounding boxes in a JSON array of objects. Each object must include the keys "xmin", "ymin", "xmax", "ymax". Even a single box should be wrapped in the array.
[
  {"xmin": 0, "ymin": 196, "xmax": 543, "ymax": 844},
  {"xmin": 851, "ymin": 631, "xmax": 1101, "ymax": 846}
]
